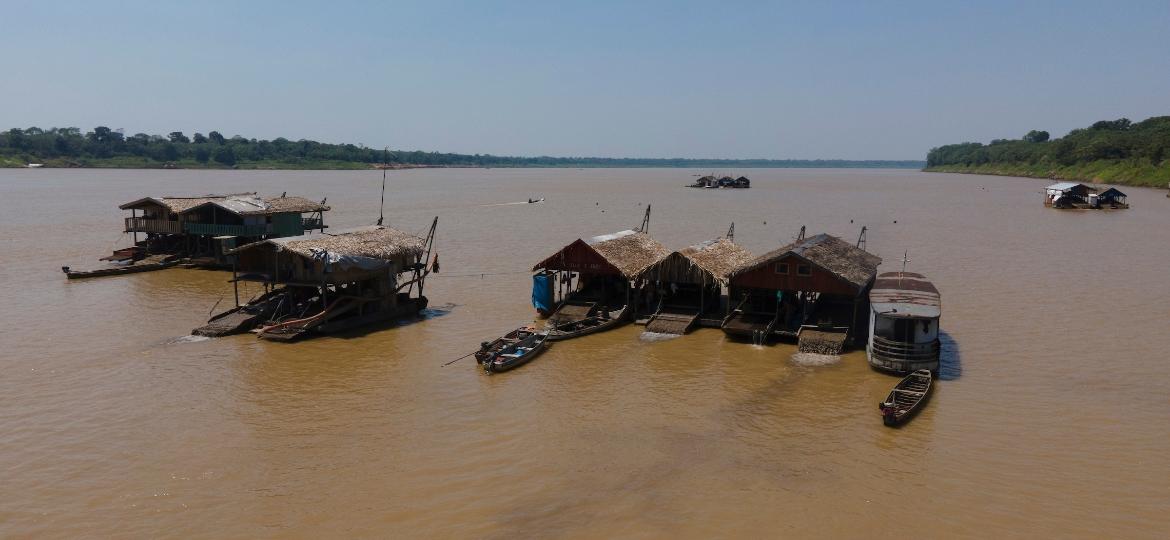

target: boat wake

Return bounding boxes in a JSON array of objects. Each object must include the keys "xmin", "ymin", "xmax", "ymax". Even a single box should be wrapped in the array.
[
  {"xmin": 639, "ymin": 331, "xmax": 681, "ymax": 342},
  {"xmin": 790, "ymin": 352, "xmax": 841, "ymax": 367},
  {"xmin": 419, "ymin": 303, "xmax": 457, "ymax": 319},
  {"xmin": 168, "ymin": 335, "xmax": 211, "ymax": 344},
  {"xmin": 478, "ymin": 199, "xmax": 544, "ymax": 207}
]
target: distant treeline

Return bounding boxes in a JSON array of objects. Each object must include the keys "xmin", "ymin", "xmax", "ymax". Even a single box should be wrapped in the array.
[
  {"xmin": 0, "ymin": 126, "xmax": 923, "ymax": 169},
  {"xmin": 925, "ymin": 116, "xmax": 1170, "ymax": 187}
]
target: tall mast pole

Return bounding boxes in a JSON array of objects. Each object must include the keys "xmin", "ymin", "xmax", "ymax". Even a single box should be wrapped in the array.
[{"xmin": 377, "ymin": 147, "xmax": 387, "ymax": 226}]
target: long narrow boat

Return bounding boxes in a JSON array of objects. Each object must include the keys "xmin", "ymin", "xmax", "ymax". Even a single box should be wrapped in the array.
[
  {"xmin": 545, "ymin": 306, "xmax": 628, "ymax": 341},
  {"xmin": 476, "ymin": 327, "xmax": 549, "ymax": 373},
  {"xmin": 62, "ymin": 254, "xmax": 179, "ymax": 279},
  {"xmin": 878, "ymin": 369, "xmax": 933, "ymax": 426}
]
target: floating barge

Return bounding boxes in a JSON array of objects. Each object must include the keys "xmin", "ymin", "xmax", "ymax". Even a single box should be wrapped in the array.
[
  {"xmin": 688, "ymin": 175, "xmax": 751, "ymax": 189},
  {"xmin": 723, "ymin": 230, "xmax": 880, "ymax": 353},
  {"xmin": 1044, "ymin": 183, "xmax": 1129, "ymax": 209},
  {"xmin": 637, "ymin": 229, "xmax": 753, "ymax": 334},
  {"xmin": 194, "ymin": 220, "xmax": 437, "ymax": 341},
  {"xmin": 531, "ymin": 208, "xmax": 669, "ymax": 338},
  {"xmin": 67, "ymin": 192, "xmax": 330, "ymax": 280}
]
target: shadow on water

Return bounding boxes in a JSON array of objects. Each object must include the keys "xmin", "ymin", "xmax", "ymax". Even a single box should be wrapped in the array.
[
  {"xmin": 938, "ymin": 330, "xmax": 962, "ymax": 380},
  {"xmin": 322, "ymin": 302, "xmax": 458, "ymax": 340}
]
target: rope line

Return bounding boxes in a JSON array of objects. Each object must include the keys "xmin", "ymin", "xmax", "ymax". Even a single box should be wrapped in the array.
[{"xmin": 430, "ymin": 269, "xmax": 533, "ymax": 278}]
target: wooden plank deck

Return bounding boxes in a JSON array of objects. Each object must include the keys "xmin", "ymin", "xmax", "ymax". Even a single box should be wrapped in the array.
[{"xmin": 645, "ymin": 310, "xmax": 698, "ymax": 334}]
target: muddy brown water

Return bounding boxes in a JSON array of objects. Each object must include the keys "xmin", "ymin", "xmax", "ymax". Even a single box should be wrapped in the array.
[{"xmin": 1, "ymin": 168, "xmax": 1168, "ymax": 538}]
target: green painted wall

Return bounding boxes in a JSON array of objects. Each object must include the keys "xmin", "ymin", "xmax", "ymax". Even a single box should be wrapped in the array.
[{"xmin": 270, "ymin": 213, "xmax": 304, "ymax": 238}]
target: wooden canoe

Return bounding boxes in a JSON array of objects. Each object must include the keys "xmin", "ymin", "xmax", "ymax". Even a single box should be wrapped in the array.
[
  {"xmin": 879, "ymin": 369, "xmax": 933, "ymax": 426},
  {"xmin": 477, "ymin": 326, "xmax": 549, "ymax": 373},
  {"xmin": 545, "ymin": 306, "xmax": 628, "ymax": 341}
]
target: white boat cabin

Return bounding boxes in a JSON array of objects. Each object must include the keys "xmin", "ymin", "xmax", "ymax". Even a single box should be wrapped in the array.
[{"xmin": 867, "ymin": 271, "xmax": 941, "ymax": 374}]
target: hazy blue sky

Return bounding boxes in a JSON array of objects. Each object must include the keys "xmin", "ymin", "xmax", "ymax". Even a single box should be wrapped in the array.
[{"xmin": 3, "ymin": 1, "xmax": 1168, "ymax": 160}]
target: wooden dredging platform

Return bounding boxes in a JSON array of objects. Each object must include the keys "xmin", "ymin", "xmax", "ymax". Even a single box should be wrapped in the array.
[
  {"xmin": 193, "ymin": 220, "xmax": 438, "ymax": 341},
  {"xmin": 723, "ymin": 230, "xmax": 881, "ymax": 352},
  {"xmin": 530, "ymin": 207, "xmax": 669, "ymax": 340},
  {"xmin": 637, "ymin": 226, "xmax": 753, "ymax": 334}
]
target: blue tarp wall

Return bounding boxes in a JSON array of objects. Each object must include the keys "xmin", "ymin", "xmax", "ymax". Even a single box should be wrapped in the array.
[{"xmin": 532, "ymin": 274, "xmax": 554, "ymax": 312}]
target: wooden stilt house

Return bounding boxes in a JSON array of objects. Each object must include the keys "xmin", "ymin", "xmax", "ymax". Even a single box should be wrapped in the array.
[
  {"xmin": 193, "ymin": 220, "xmax": 438, "ymax": 341},
  {"xmin": 118, "ymin": 192, "xmax": 329, "ymax": 264},
  {"xmin": 637, "ymin": 234, "xmax": 754, "ymax": 334},
  {"xmin": 724, "ymin": 233, "xmax": 881, "ymax": 349}
]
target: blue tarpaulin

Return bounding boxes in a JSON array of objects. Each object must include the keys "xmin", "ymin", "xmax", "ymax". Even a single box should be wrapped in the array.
[{"xmin": 532, "ymin": 274, "xmax": 554, "ymax": 312}]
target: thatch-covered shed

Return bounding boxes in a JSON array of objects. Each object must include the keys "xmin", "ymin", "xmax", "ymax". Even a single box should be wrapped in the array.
[
  {"xmin": 533, "ymin": 229, "xmax": 670, "ymax": 279},
  {"xmin": 531, "ymin": 229, "xmax": 669, "ymax": 316},
  {"xmin": 232, "ymin": 225, "xmax": 425, "ymax": 284},
  {"xmin": 724, "ymin": 233, "xmax": 881, "ymax": 345},
  {"xmin": 731, "ymin": 233, "xmax": 881, "ymax": 296},
  {"xmin": 638, "ymin": 237, "xmax": 754, "ymax": 333},
  {"xmin": 643, "ymin": 237, "xmax": 754, "ymax": 286},
  {"xmin": 195, "ymin": 220, "xmax": 438, "ymax": 341}
]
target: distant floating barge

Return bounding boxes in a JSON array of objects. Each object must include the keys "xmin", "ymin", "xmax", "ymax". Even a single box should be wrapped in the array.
[
  {"xmin": 64, "ymin": 192, "xmax": 330, "ymax": 279},
  {"xmin": 688, "ymin": 175, "xmax": 750, "ymax": 189},
  {"xmin": 1044, "ymin": 182, "xmax": 1129, "ymax": 209},
  {"xmin": 194, "ymin": 220, "xmax": 438, "ymax": 341}
]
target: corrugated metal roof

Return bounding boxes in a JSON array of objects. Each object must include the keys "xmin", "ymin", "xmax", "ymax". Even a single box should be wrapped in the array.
[
  {"xmin": 870, "ymin": 271, "xmax": 941, "ymax": 319},
  {"xmin": 1045, "ymin": 182, "xmax": 1097, "ymax": 193},
  {"xmin": 119, "ymin": 193, "xmax": 328, "ymax": 215},
  {"xmin": 586, "ymin": 229, "xmax": 638, "ymax": 244}
]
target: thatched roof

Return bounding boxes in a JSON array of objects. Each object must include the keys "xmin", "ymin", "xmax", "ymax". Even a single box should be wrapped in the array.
[
  {"xmin": 732, "ymin": 233, "xmax": 881, "ymax": 288},
  {"xmin": 233, "ymin": 226, "xmax": 424, "ymax": 262},
  {"xmin": 260, "ymin": 195, "xmax": 330, "ymax": 214},
  {"xmin": 589, "ymin": 230, "xmax": 670, "ymax": 277},
  {"xmin": 119, "ymin": 193, "xmax": 329, "ymax": 215},
  {"xmin": 680, "ymin": 238, "xmax": 755, "ymax": 283},
  {"xmin": 532, "ymin": 229, "xmax": 670, "ymax": 279},
  {"xmin": 639, "ymin": 237, "xmax": 753, "ymax": 285}
]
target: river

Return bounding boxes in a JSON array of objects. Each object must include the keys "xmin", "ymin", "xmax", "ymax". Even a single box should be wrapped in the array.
[{"xmin": 1, "ymin": 168, "xmax": 1167, "ymax": 538}]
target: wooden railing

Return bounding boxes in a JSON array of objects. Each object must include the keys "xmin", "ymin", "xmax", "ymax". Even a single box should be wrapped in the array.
[
  {"xmin": 184, "ymin": 223, "xmax": 269, "ymax": 237},
  {"xmin": 125, "ymin": 217, "xmax": 182, "ymax": 234},
  {"xmin": 870, "ymin": 335, "xmax": 939, "ymax": 361}
]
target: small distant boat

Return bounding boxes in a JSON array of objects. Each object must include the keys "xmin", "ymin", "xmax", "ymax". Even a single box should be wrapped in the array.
[
  {"xmin": 546, "ymin": 306, "xmax": 628, "ymax": 341},
  {"xmin": 879, "ymin": 369, "xmax": 933, "ymax": 426},
  {"xmin": 476, "ymin": 326, "xmax": 549, "ymax": 373},
  {"xmin": 26, "ymin": 163, "xmax": 44, "ymax": 168},
  {"xmin": 527, "ymin": 198, "xmax": 545, "ymax": 204}
]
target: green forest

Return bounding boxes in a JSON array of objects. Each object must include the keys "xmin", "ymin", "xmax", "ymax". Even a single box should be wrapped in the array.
[
  {"xmin": 0, "ymin": 126, "xmax": 922, "ymax": 170},
  {"xmin": 925, "ymin": 115, "xmax": 1170, "ymax": 187}
]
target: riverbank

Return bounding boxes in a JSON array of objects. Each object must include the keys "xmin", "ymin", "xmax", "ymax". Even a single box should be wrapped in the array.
[
  {"xmin": 0, "ymin": 156, "xmax": 433, "ymax": 170},
  {"xmin": 0, "ymin": 156, "xmax": 927, "ymax": 170},
  {"xmin": 924, "ymin": 159, "xmax": 1170, "ymax": 188}
]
